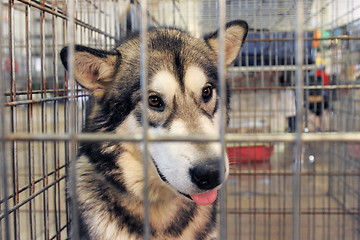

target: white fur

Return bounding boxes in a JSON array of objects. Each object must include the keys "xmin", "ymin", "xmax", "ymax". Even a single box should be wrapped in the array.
[
  {"xmin": 148, "ymin": 119, "xmax": 199, "ymax": 194},
  {"xmin": 115, "ymin": 114, "xmax": 142, "ymax": 135},
  {"xmin": 184, "ymin": 66, "xmax": 207, "ymax": 95},
  {"xmin": 150, "ymin": 70, "xmax": 178, "ymax": 101},
  {"xmin": 148, "ymin": 114, "xmax": 229, "ymax": 195}
]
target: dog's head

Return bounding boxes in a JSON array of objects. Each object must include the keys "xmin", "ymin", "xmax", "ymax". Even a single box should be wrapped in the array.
[{"xmin": 60, "ymin": 20, "xmax": 248, "ymax": 205}]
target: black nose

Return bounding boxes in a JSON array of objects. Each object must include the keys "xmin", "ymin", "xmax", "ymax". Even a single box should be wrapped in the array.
[{"xmin": 190, "ymin": 162, "xmax": 223, "ymax": 190}]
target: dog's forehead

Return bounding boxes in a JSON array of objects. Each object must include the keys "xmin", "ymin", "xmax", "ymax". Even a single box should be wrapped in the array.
[
  {"xmin": 150, "ymin": 66, "xmax": 208, "ymax": 96},
  {"xmin": 184, "ymin": 66, "xmax": 208, "ymax": 94},
  {"xmin": 146, "ymin": 29, "xmax": 215, "ymax": 92},
  {"xmin": 114, "ymin": 28, "xmax": 217, "ymax": 101},
  {"xmin": 150, "ymin": 71, "xmax": 178, "ymax": 99}
]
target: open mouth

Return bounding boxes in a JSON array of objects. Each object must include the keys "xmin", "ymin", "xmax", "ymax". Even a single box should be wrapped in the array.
[
  {"xmin": 189, "ymin": 189, "xmax": 218, "ymax": 205},
  {"xmin": 178, "ymin": 189, "xmax": 218, "ymax": 205}
]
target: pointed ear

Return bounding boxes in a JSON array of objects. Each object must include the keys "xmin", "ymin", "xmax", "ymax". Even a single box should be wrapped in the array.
[
  {"xmin": 204, "ymin": 20, "xmax": 248, "ymax": 66},
  {"xmin": 60, "ymin": 45, "xmax": 120, "ymax": 98}
]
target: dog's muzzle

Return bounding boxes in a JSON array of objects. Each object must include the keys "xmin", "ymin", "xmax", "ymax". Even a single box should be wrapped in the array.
[{"xmin": 189, "ymin": 161, "xmax": 224, "ymax": 191}]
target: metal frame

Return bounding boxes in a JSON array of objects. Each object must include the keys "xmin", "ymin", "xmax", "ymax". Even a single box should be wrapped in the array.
[{"xmin": 1, "ymin": 1, "xmax": 360, "ymax": 240}]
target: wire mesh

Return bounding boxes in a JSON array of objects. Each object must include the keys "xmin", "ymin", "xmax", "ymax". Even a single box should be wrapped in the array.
[
  {"xmin": 1, "ymin": 1, "xmax": 120, "ymax": 239},
  {"xmin": 0, "ymin": 0, "xmax": 359, "ymax": 240}
]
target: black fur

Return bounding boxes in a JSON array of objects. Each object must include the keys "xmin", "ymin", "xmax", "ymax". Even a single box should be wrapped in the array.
[
  {"xmin": 78, "ymin": 214, "xmax": 91, "ymax": 240},
  {"xmin": 98, "ymin": 189, "xmax": 157, "ymax": 238},
  {"xmin": 162, "ymin": 97, "xmax": 177, "ymax": 129},
  {"xmin": 80, "ymin": 143, "xmax": 127, "ymax": 193},
  {"xmin": 164, "ymin": 202, "xmax": 198, "ymax": 237}
]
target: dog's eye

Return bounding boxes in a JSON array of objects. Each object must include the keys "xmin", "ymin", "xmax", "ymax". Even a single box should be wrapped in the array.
[
  {"xmin": 202, "ymin": 85, "xmax": 213, "ymax": 102},
  {"xmin": 148, "ymin": 95, "xmax": 164, "ymax": 109}
]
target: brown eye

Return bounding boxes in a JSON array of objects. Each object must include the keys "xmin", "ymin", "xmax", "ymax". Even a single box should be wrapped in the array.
[
  {"xmin": 148, "ymin": 95, "xmax": 164, "ymax": 109},
  {"xmin": 202, "ymin": 85, "xmax": 213, "ymax": 101}
]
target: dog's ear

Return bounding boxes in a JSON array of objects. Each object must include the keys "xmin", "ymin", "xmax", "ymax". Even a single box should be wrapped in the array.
[
  {"xmin": 204, "ymin": 20, "xmax": 248, "ymax": 66},
  {"xmin": 60, "ymin": 45, "xmax": 120, "ymax": 98}
]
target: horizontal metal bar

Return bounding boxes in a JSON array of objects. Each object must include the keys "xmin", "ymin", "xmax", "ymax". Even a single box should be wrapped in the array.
[
  {"xmin": 3, "ymin": 132, "xmax": 360, "ymax": 143},
  {"xmin": 229, "ymin": 65, "xmax": 316, "ymax": 72},
  {"xmin": 5, "ymin": 95, "xmax": 88, "ymax": 107},
  {"xmin": 244, "ymin": 36, "xmax": 360, "ymax": 42},
  {"xmin": 227, "ymin": 133, "xmax": 360, "ymax": 143},
  {"xmin": 0, "ymin": 175, "xmax": 66, "ymax": 220},
  {"xmin": 5, "ymin": 84, "xmax": 359, "ymax": 99},
  {"xmin": 226, "ymin": 210, "xmax": 360, "ymax": 215},
  {"xmin": 4, "ymin": 89, "xmax": 85, "ymax": 97},
  {"xmin": 231, "ymin": 84, "xmax": 360, "ymax": 91},
  {"xmin": 229, "ymin": 171, "xmax": 360, "ymax": 177}
]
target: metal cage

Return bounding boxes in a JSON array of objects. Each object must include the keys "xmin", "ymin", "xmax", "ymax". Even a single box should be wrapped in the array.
[{"xmin": 1, "ymin": 0, "xmax": 359, "ymax": 240}]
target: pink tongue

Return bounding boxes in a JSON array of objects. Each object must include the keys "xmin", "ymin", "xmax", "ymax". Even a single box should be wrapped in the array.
[{"xmin": 190, "ymin": 189, "xmax": 218, "ymax": 205}]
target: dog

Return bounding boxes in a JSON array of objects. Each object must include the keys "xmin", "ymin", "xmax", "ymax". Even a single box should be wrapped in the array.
[{"xmin": 60, "ymin": 20, "xmax": 248, "ymax": 240}]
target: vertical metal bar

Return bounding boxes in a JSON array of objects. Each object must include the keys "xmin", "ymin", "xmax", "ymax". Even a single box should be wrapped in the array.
[
  {"xmin": 25, "ymin": 4, "xmax": 36, "ymax": 239},
  {"xmin": 268, "ymin": 2, "xmax": 273, "ymax": 239},
  {"xmin": 86, "ymin": 0, "xmax": 93, "ymax": 45},
  {"xmin": 79, "ymin": 0, "xmax": 84, "ymax": 45},
  {"xmin": 40, "ymin": 1, "xmax": 50, "ymax": 238},
  {"xmin": 95, "ymin": 3, "xmax": 99, "ymax": 46},
  {"xmin": 52, "ymin": 0, "xmax": 61, "ymax": 238},
  {"xmin": 357, "ymin": 151, "xmax": 360, "ymax": 240},
  {"xmin": 114, "ymin": 1, "xmax": 118, "ymax": 40},
  {"xmin": 140, "ymin": 0, "xmax": 150, "ymax": 239},
  {"xmin": 243, "ymin": 2, "xmax": 250, "ymax": 238},
  {"xmin": 293, "ymin": 1, "xmax": 304, "ymax": 240},
  {"xmin": 0, "ymin": 0, "xmax": 2, "ymax": 233},
  {"xmin": 303, "ymin": 32, "xmax": 311, "ymax": 240},
  {"xmin": 61, "ymin": 1, "xmax": 71, "ymax": 236},
  {"xmin": 103, "ymin": 1, "xmax": 106, "ymax": 48},
  {"xmin": 172, "ymin": 0, "xmax": 176, "ymax": 26},
  {"xmin": 8, "ymin": 0, "xmax": 20, "ymax": 239},
  {"xmin": 235, "ymin": 3, "xmax": 241, "ymax": 239},
  {"xmin": 98, "ymin": 0, "xmax": 102, "ymax": 46},
  {"xmin": 0, "ymin": 0, "xmax": 10, "ymax": 239},
  {"xmin": 60, "ymin": 1, "xmax": 70, "ymax": 237},
  {"xmin": 309, "ymin": 47, "xmax": 315, "ymax": 240},
  {"xmin": 252, "ymin": 4, "xmax": 258, "ymax": 239},
  {"xmin": 67, "ymin": 0, "xmax": 79, "ymax": 239},
  {"xmin": 329, "ymin": 3, "xmax": 337, "ymax": 240},
  {"xmin": 244, "ymin": 2, "xmax": 251, "ymax": 239},
  {"xmin": 276, "ymin": 29, "xmax": 284, "ymax": 240},
  {"xmin": 217, "ymin": 0, "xmax": 227, "ymax": 239}
]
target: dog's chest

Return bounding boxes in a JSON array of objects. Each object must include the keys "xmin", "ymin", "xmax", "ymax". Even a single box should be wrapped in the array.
[{"xmin": 82, "ymin": 198, "xmax": 218, "ymax": 240}]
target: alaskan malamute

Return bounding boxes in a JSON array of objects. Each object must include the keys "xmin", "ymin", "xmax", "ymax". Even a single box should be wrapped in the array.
[{"xmin": 60, "ymin": 20, "xmax": 248, "ymax": 240}]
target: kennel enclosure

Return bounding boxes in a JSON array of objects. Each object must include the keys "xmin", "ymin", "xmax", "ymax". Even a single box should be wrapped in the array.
[{"xmin": 1, "ymin": 0, "xmax": 360, "ymax": 240}]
